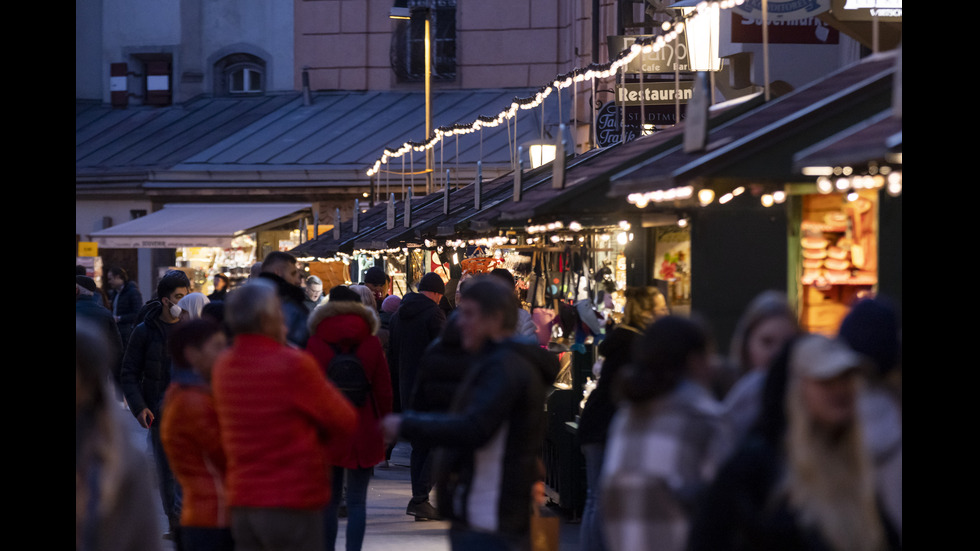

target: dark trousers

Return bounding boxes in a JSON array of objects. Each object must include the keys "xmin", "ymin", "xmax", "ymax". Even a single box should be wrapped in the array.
[
  {"xmin": 149, "ymin": 424, "xmax": 182, "ymax": 527},
  {"xmin": 409, "ymin": 443, "xmax": 433, "ymax": 503},
  {"xmin": 180, "ymin": 526, "xmax": 234, "ymax": 551}
]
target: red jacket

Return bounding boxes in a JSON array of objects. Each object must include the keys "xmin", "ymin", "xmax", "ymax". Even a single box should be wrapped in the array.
[
  {"xmin": 160, "ymin": 375, "xmax": 228, "ymax": 527},
  {"xmin": 212, "ymin": 334, "xmax": 357, "ymax": 510},
  {"xmin": 306, "ymin": 299, "xmax": 393, "ymax": 469}
]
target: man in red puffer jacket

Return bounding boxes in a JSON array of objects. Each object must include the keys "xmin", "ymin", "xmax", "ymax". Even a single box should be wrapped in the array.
[{"xmin": 213, "ymin": 280, "xmax": 357, "ymax": 551}]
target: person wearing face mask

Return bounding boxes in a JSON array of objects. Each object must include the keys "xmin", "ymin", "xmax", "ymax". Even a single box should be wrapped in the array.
[{"xmin": 120, "ymin": 268, "xmax": 191, "ymax": 541}]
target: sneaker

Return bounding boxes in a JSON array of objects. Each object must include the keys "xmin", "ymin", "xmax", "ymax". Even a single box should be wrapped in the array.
[{"xmin": 406, "ymin": 500, "xmax": 442, "ymax": 521}]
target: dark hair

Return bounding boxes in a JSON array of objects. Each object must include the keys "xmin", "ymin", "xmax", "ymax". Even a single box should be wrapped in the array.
[
  {"xmin": 749, "ymin": 334, "xmax": 802, "ymax": 445},
  {"xmin": 214, "ymin": 273, "xmax": 230, "ymax": 284},
  {"xmin": 107, "ymin": 267, "xmax": 129, "ymax": 283},
  {"xmin": 489, "ymin": 268, "xmax": 516, "ymax": 289},
  {"xmin": 616, "ymin": 315, "xmax": 709, "ymax": 403},
  {"xmin": 168, "ymin": 319, "xmax": 222, "ymax": 368},
  {"xmin": 328, "ymin": 285, "xmax": 361, "ymax": 303},
  {"xmin": 157, "ymin": 269, "xmax": 191, "ymax": 300},
  {"xmin": 459, "ymin": 275, "xmax": 518, "ymax": 332},
  {"xmin": 261, "ymin": 251, "xmax": 297, "ymax": 272}
]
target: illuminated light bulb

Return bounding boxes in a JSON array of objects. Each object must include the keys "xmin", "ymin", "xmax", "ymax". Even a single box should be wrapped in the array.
[
  {"xmin": 698, "ymin": 188, "xmax": 715, "ymax": 206},
  {"xmin": 761, "ymin": 194, "xmax": 774, "ymax": 207},
  {"xmin": 835, "ymin": 178, "xmax": 850, "ymax": 191},
  {"xmin": 569, "ymin": 221, "xmax": 582, "ymax": 232},
  {"xmin": 617, "ymin": 232, "xmax": 628, "ymax": 245},
  {"xmin": 551, "ymin": 235, "xmax": 561, "ymax": 243},
  {"xmin": 635, "ymin": 197, "xmax": 649, "ymax": 209},
  {"xmin": 662, "ymin": 21, "xmax": 672, "ymax": 32},
  {"xmin": 719, "ymin": 193, "xmax": 733, "ymax": 204},
  {"xmin": 732, "ymin": 186, "xmax": 745, "ymax": 196},
  {"xmin": 816, "ymin": 177, "xmax": 833, "ymax": 194},
  {"xmin": 842, "ymin": 166, "xmax": 853, "ymax": 176},
  {"xmin": 773, "ymin": 190, "xmax": 786, "ymax": 203},
  {"xmin": 678, "ymin": 217, "xmax": 689, "ymax": 228},
  {"xmin": 619, "ymin": 220, "xmax": 630, "ymax": 230},
  {"xmin": 628, "ymin": 233, "xmax": 634, "ymax": 242},
  {"xmin": 846, "ymin": 191, "xmax": 859, "ymax": 202}
]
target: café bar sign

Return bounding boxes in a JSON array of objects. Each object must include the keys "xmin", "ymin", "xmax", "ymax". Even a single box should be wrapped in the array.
[{"xmin": 608, "ymin": 35, "xmax": 695, "ymax": 74}]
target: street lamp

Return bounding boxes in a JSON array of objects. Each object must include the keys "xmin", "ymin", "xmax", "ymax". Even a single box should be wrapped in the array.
[
  {"xmin": 525, "ymin": 139, "xmax": 557, "ymax": 169},
  {"xmin": 390, "ymin": 1, "xmax": 433, "ymax": 195},
  {"xmin": 669, "ymin": 1, "xmax": 722, "ymax": 72}
]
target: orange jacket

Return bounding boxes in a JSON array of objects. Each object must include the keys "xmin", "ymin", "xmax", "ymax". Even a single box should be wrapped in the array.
[
  {"xmin": 212, "ymin": 334, "xmax": 357, "ymax": 510},
  {"xmin": 160, "ymin": 377, "xmax": 228, "ymax": 527}
]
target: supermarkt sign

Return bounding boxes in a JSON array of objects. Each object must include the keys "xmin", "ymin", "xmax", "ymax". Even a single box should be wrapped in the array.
[{"xmin": 832, "ymin": 0, "xmax": 901, "ymax": 21}]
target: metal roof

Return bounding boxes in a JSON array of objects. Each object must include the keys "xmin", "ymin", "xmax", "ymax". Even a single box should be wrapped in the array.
[{"xmin": 77, "ymin": 88, "xmax": 560, "ymax": 185}]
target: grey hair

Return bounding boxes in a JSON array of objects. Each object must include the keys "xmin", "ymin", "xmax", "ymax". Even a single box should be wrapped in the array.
[
  {"xmin": 306, "ymin": 275, "xmax": 323, "ymax": 286},
  {"xmin": 225, "ymin": 279, "xmax": 281, "ymax": 335}
]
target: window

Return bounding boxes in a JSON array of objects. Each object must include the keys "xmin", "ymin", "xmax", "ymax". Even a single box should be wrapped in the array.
[
  {"xmin": 214, "ymin": 53, "xmax": 266, "ymax": 96},
  {"xmin": 391, "ymin": 0, "xmax": 456, "ymax": 82},
  {"xmin": 131, "ymin": 53, "xmax": 173, "ymax": 106}
]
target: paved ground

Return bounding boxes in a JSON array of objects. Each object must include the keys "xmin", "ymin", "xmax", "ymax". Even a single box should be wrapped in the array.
[{"xmin": 124, "ymin": 409, "xmax": 582, "ymax": 550}]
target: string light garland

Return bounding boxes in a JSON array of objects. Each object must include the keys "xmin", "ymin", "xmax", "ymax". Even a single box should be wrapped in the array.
[{"xmin": 365, "ymin": 0, "xmax": 747, "ymax": 177}]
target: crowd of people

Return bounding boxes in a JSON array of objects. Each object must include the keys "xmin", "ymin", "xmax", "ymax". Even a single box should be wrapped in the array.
[{"xmin": 77, "ymin": 254, "xmax": 901, "ymax": 551}]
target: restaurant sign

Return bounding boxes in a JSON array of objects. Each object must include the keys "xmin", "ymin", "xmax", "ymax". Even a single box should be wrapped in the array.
[{"xmin": 615, "ymin": 81, "xmax": 696, "ymax": 106}]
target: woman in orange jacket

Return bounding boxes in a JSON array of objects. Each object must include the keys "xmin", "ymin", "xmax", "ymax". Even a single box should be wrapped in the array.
[{"xmin": 161, "ymin": 318, "xmax": 233, "ymax": 551}]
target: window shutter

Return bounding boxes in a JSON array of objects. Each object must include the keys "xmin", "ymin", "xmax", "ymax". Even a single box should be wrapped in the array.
[{"xmin": 145, "ymin": 61, "xmax": 172, "ymax": 105}]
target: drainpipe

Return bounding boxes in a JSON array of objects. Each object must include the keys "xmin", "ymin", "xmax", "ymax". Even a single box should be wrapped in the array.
[{"xmin": 302, "ymin": 66, "xmax": 313, "ymax": 106}]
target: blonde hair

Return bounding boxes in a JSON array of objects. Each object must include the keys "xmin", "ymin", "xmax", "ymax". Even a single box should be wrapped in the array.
[
  {"xmin": 622, "ymin": 286, "xmax": 663, "ymax": 328},
  {"xmin": 779, "ymin": 367, "xmax": 886, "ymax": 551}
]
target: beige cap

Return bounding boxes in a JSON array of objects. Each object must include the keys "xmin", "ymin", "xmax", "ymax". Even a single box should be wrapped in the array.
[{"xmin": 790, "ymin": 334, "xmax": 862, "ymax": 380}]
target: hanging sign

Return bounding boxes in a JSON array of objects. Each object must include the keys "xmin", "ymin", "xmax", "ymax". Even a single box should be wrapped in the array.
[
  {"xmin": 596, "ymin": 101, "xmax": 687, "ymax": 147},
  {"xmin": 830, "ymin": 0, "xmax": 901, "ymax": 21},
  {"xmin": 615, "ymin": 81, "xmax": 695, "ymax": 106},
  {"xmin": 731, "ymin": 12, "xmax": 839, "ymax": 43},
  {"xmin": 734, "ymin": 0, "xmax": 830, "ymax": 20},
  {"xmin": 608, "ymin": 35, "xmax": 693, "ymax": 74}
]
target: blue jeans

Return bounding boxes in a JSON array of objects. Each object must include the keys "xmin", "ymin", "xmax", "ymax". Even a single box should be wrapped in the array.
[
  {"xmin": 324, "ymin": 466, "xmax": 372, "ymax": 551},
  {"xmin": 149, "ymin": 424, "xmax": 182, "ymax": 527},
  {"xmin": 580, "ymin": 442, "xmax": 609, "ymax": 551}
]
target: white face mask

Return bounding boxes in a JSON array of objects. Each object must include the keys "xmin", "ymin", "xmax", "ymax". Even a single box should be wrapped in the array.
[{"xmin": 169, "ymin": 303, "xmax": 182, "ymax": 318}]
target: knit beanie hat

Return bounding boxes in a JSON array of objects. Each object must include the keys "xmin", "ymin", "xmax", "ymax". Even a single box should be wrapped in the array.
[
  {"xmin": 381, "ymin": 294, "xmax": 402, "ymax": 313},
  {"xmin": 365, "ymin": 267, "xmax": 388, "ymax": 286},
  {"xmin": 417, "ymin": 272, "xmax": 446, "ymax": 294}
]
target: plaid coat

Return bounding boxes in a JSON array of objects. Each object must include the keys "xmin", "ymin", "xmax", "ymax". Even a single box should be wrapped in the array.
[{"xmin": 600, "ymin": 380, "xmax": 733, "ymax": 551}]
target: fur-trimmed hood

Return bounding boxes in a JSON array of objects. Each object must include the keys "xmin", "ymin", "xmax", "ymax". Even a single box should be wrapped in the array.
[{"xmin": 308, "ymin": 299, "xmax": 380, "ymax": 338}]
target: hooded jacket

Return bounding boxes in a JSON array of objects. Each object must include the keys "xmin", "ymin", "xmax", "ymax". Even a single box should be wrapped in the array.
[
  {"xmin": 306, "ymin": 299, "xmax": 393, "ymax": 469},
  {"xmin": 399, "ymin": 337, "xmax": 560, "ymax": 539},
  {"xmin": 387, "ymin": 291, "xmax": 446, "ymax": 408}
]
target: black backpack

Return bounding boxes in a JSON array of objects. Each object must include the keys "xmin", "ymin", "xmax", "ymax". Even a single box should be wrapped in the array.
[{"xmin": 326, "ymin": 342, "xmax": 371, "ymax": 407}]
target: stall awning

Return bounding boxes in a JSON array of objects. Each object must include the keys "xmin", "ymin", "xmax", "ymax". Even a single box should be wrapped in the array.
[
  {"xmin": 792, "ymin": 110, "xmax": 901, "ymax": 172},
  {"xmin": 91, "ymin": 203, "xmax": 311, "ymax": 248}
]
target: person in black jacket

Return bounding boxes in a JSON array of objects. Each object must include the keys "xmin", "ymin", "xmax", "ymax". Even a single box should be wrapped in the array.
[
  {"xmin": 577, "ymin": 286, "xmax": 669, "ymax": 551},
  {"xmin": 106, "ymin": 267, "xmax": 144, "ymax": 351},
  {"xmin": 76, "ymin": 276, "xmax": 124, "ymax": 390},
  {"xmin": 257, "ymin": 251, "xmax": 309, "ymax": 349},
  {"xmin": 388, "ymin": 272, "xmax": 447, "ymax": 520},
  {"xmin": 383, "ymin": 275, "xmax": 559, "ymax": 550},
  {"xmin": 120, "ymin": 269, "xmax": 189, "ymax": 540}
]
